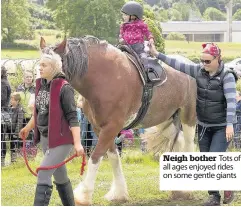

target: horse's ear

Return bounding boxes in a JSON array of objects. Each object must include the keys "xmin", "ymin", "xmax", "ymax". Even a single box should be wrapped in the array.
[
  {"xmin": 54, "ymin": 39, "xmax": 67, "ymax": 55},
  {"xmin": 40, "ymin": 37, "xmax": 46, "ymax": 50}
]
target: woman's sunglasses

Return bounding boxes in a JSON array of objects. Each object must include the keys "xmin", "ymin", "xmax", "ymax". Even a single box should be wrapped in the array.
[{"xmin": 200, "ymin": 57, "xmax": 216, "ymax": 65}]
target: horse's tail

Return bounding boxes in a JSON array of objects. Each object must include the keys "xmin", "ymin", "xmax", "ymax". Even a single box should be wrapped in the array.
[{"xmin": 141, "ymin": 110, "xmax": 184, "ymax": 156}]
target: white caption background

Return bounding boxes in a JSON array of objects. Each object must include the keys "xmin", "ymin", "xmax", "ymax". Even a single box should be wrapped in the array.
[{"xmin": 160, "ymin": 152, "xmax": 241, "ymax": 191}]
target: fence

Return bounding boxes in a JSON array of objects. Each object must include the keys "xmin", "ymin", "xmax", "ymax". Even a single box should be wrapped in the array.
[
  {"xmin": 1, "ymin": 59, "xmax": 40, "ymax": 77},
  {"xmin": 1, "ymin": 107, "xmax": 241, "ymax": 167}
]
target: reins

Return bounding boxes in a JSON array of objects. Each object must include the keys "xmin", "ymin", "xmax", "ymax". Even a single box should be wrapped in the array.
[{"xmin": 22, "ymin": 137, "xmax": 86, "ymax": 177}]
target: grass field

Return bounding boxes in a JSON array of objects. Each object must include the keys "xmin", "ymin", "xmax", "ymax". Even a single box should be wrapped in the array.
[
  {"xmin": 2, "ymin": 39, "xmax": 241, "ymax": 59},
  {"xmin": 165, "ymin": 41, "xmax": 241, "ymax": 58},
  {"xmin": 1, "ymin": 149, "xmax": 241, "ymax": 206}
]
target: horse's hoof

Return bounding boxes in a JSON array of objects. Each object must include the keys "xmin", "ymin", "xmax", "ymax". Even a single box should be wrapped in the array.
[
  {"xmin": 74, "ymin": 197, "xmax": 92, "ymax": 206},
  {"xmin": 104, "ymin": 189, "xmax": 129, "ymax": 202},
  {"xmin": 74, "ymin": 184, "xmax": 92, "ymax": 206},
  {"xmin": 170, "ymin": 191, "xmax": 193, "ymax": 200}
]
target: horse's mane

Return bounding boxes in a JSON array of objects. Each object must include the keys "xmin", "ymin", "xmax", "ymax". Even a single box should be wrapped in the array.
[{"xmin": 62, "ymin": 35, "xmax": 108, "ymax": 81}]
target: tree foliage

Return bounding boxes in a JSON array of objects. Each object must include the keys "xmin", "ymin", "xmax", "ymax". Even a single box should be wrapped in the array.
[
  {"xmin": 46, "ymin": 0, "xmax": 165, "ymax": 51},
  {"xmin": 47, "ymin": 0, "xmax": 124, "ymax": 43},
  {"xmin": 203, "ymin": 7, "xmax": 226, "ymax": 21},
  {"xmin": 233, "ymin": 8, "xmax": 241, "ymax": 20},
  {"xmin": 172, "ymin": 2, "xmax": 191, "ymax": 20},
  {"xmin": 167, "ymin": 8, "xmax": 182, "ymax": 21},
  {"xmin": 29, "ymin": 4, "xmax": 56, "ymax": 29},
  {"xmin": 1, "ymin": 0, "xmax": 32, "ymax": 43},
  {"xmin": 166, "ymin": 32, "xmax": 186, "ymax": 41}
]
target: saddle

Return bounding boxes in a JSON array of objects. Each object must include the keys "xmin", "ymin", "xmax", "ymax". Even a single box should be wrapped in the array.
[
  {"xmin": 117, "ymin": 44, "xmax": 167, "ymax": 130},
  {"xmin": 117, "ymin": 44, "xmax": 167, "ymax": 86}
]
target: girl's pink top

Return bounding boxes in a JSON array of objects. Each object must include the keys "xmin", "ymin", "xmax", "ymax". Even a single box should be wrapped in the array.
[{"xmin": 120, "ymin": 20, "xmax": 153, "ymax": 45}]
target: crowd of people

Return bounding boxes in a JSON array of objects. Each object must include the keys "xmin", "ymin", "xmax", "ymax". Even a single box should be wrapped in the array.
[{"xmin": 1, "ymin": 67, "xmax": 35, "ymax": 166}]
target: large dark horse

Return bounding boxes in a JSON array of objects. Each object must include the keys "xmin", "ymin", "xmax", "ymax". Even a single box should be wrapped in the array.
[{"xmin": 40, "ymin": 36, "xmax": 197, "ymax": 205}]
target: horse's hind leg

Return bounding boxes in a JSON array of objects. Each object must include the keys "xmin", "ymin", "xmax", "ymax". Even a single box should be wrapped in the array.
[
  {"xmin": 171, "ymin": 102, "xmax": 196, "ymax": 201},
  {"xmin": 104, "ymin": 143, "xmax": 129, "ymax": 202},
  {"xmin": 180, "ymin": 97, "xmax": 196, "ymax": 152}
]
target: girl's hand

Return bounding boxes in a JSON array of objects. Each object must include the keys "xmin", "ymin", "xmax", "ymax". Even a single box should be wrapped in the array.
[
  {"xmin": 119, "ymin": 38, "xmax": 125, "ymax": 44},
  {"xmin": 148, "ymin": 38, "xmax": 154, "ymax": 45}
]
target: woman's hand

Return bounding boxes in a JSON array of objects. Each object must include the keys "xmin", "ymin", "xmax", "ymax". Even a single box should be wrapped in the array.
[
  {"xmin": 19, "ymin": 127, "xmax": 30, "ymax": 140},
  {"xmin": 70, "ymin": 126, "xmax": 85, "ymax": 157},
  {"xmin": 74, "ymin": 143, "xmax": 85, "ymax": 157},
  {"xmin": 226, "ymin": 125, "xmax": 234, "ymax": 142}
]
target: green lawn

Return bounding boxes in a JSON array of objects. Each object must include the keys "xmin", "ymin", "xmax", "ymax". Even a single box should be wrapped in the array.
[
  {"xmin": 1, "ymin": 49, "xmax": 40, "ymax": 59},
  {"xmin": 165, "ymin": 40, "xmax": 241, "ymax": 57},
  {"xmin": 1, "ymin": 150, "xmax": 241, "ymax": 206}
]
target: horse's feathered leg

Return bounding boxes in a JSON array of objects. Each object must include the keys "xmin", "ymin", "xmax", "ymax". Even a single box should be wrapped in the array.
[
  {"xmin": 74, "ymin": 122, "xmax": 126, "ymax": 205},
  {"xmin": 104, "ymin": 143, "xmax": 129, "ymax": 202}
]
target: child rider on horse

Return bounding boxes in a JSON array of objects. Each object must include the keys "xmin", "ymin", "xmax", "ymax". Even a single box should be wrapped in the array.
[{"xmin": 119, "ymin": 1, "xmax": 154, "ymax": 70}]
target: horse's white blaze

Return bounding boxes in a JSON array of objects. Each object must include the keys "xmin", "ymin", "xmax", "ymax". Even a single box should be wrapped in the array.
[
  {"xmin": 182, "ymin": 124, "xmax": 196, "ymax": 152},
  {"xmin": 105, "ymin": 150, "xmax": 129, "ymax": 201},
  {"xmin": 74, "ymin": 157, "xmax": 102, "ymax": 205}
]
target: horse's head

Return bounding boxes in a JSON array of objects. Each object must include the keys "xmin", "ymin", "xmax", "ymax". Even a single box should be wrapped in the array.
[{"xmin": 40, "ymin": 37, "xmax": 89, "ymax": 82}]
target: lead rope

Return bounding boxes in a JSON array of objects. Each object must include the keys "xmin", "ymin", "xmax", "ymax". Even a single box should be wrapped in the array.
[{"xmin": 22, "ymin": 137, "xmax": 86, "ymax": 177}]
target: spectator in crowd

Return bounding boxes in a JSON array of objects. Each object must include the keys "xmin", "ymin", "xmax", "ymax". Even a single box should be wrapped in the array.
[
  {"xmin": 137, "ymin": 128, "xmax": 147, "ymax": 153},
  {"xmin": 7, "ymin": 92, "xmax": 24, "ymax": 163},
  {"xmin": 115, "ymin": 129, "xmax": 134, "ymax": 156},
  {"xmin": 16, "ymin": 70, "xmax": 35, "ymax": 125},
  {"xmin": 1, "ymin": 66, "xmax": 11, "ymax": 111},
  {"xmin": 1, "ymin": 65, "xmax": 12, "ymax": 167},
  {"xmin": 19, "ymin": 51, "xmax": 84, "ymax": 206},
  {"xmin": 16, "ymin": 70, "xmax": 35, "ymax": 147},
  {"xmin": 150, "ymin": 42, "xmax": 237, "ymax": 205},
  {"xmin": 77, "ymin": 95, "xmax": 98, "ymax": 157},
  {"xmin": 234, "ymin": 91, "xmax": 241, "ymax": 149}
]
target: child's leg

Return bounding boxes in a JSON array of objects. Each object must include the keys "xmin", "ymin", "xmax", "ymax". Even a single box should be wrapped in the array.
[
  {"xmin": 10, "ymin": 133, "xmax": 17, "ymax": 162},
  {"xmin": 1, "ymin": 125, "xmax": 7, "ymax": 165}
]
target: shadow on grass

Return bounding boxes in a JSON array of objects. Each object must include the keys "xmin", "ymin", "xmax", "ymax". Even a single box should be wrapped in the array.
[{"xmin": 106, "ymin": 197, "xmax": 204, "ymax": 206}]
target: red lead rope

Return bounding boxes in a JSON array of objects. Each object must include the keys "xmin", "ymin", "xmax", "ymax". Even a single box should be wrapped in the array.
[{"xmin": 23, "ymin": 138, "xmax": 86, "ymax": 177}]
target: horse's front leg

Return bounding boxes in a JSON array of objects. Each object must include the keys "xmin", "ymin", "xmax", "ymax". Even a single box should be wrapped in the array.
[
  {"xmin": 74, "ymin": 123, "xmax": 121, "ymax": 206},
  {"xmin": 104, "ymin": 143, "xmax": 129, "ymax": 202}
]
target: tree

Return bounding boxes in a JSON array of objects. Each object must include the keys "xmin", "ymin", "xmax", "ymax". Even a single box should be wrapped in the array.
[
  {"xmin": 233, "ymin": 8, "xmax": 241, "ymax": 20},
  {"xmin": 47, "ymin": 0, "xmax": 165, "ymax": 51},
  {"xmin": 47, "ymin": 0, "xmax": 124, "ymax": 43},
  {"xmin": 29, "ymin": 4, "xmax": 56, "ymax": 29},
  {"xmin": 194, "ymin": 0, "xmax": 224, "ymax": 14},
  {"xmin": 156, "ymin": 8, "xmax": 169, "ymax": 21},
  {"xmin": 167, "ymin": 8, "xmax": 182, "ymax": 20},
  {"xmin": 159, "ymin": 0, "xmax": 170, "ymax": 9},
  {"xmin": 172, "ymin": 2, "xmax": 191, "ymax": 20},
  {"xmin": 145, "ymin": 0, "xmax": 160, "ymax": 6},
  {"xmin": 1, "ymin": 0, "xmax": 32, "ymax": 43},
  {"xmin": 203, "ymin": 7, "xmax": 226, "ymax": 21}
]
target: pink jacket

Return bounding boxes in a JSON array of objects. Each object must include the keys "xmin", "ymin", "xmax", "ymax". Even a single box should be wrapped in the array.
[{"xmin": 120, "ymin": 20, "xmax": 153, "ymax": 45}]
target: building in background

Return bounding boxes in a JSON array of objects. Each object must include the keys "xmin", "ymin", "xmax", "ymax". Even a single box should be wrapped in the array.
[{"xmin": 161, "ymin": 21, "xmax": 241, "ymax": 43}]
